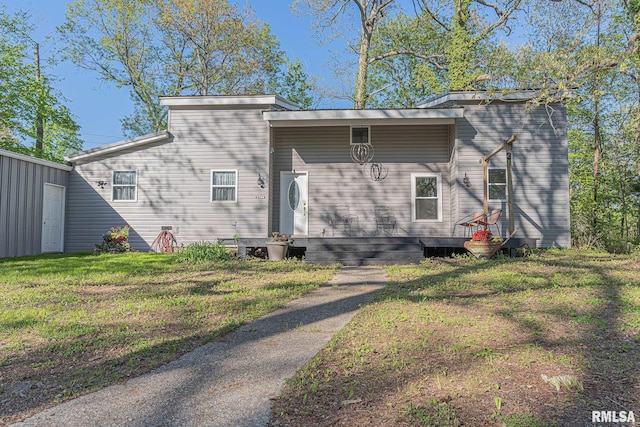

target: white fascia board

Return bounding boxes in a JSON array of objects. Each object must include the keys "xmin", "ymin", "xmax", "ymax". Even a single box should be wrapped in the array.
[
  {"xmin": 417, "ymin": 90, "xmax": 571, "ymax": 108},
  {"xmin": 159, "ymin": 95, "xmax": 299, "ymax": 111},
  {"xmin": 263, "ymin": 108, "xmax": 464, "ymax": 127},
  {"xmin": 0, "ymin": 148, "xmax": 72, "ymax": 171},
  {"xmin": 65, "ymin": 131, "xmax": 171, "ymax": 163}
]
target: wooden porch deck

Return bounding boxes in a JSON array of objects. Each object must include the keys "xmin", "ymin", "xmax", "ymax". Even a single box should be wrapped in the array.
[{"xmin": 227, "ymin": 236, "xmax": 538, "ymax": 266}]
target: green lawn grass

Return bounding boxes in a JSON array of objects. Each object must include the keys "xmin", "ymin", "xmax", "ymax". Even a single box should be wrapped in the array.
[
  {"xmin": 0, "ymin": 252, "xmax": 337, "ymax": 424},
  {"xmin": 271, "ymin": 249, "xmax": 640, "ymax": 426}
]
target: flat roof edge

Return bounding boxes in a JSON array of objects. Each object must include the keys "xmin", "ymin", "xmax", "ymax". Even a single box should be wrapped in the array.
[
  {"xmin": 65, "ymin": 131, "xmax": 172, "ymax": 163},
  {"xmin": 0, "ymin": 148, "xmax": 72, "ymax": 171},
  {"xmin": 159, "ymin": 94, "xmax": 299, "ymax": 111},
  {"xmin": 263, "ymin": 108, "xmax": 464, "ymax": 124},
  {"xmin": 418, "ymin": 89, "xmax": 573, "ymax": 108}
]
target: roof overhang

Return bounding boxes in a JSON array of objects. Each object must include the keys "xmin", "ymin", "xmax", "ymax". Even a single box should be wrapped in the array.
[
  {"xmin": 160, "ymin": 94, "xmax": 299, "ymax": 111},
  {"xmin": 65, "ymin": 131, "xmax": 172, "ymax": 163},
  {"xmin": 263, "ymin": 108, "xmax": 464, "ymax": 127},
  {"xmin": 0, "ymin": 148, "xmax": 72, "ymax": 171}
]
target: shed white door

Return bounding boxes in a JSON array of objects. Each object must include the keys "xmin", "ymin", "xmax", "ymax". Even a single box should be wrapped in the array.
[
  {"xmin": 279, "ymin": 172, "xmax": 308, "ymax": 236},
  {"xmin": 42, "ymin": 183, "xmax": 65, "ymax": 253}
]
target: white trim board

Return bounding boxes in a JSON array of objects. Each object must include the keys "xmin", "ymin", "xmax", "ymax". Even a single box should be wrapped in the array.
[{"xmin": 0, "ymin": 149, "xmax": 72, "ymax": 171}]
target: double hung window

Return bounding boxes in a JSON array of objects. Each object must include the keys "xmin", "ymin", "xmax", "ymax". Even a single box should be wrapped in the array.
[
  {"xmin": 488, "ymin": 168, "xmax": 507, "ymax": 201},
  {"xmin": 411, "ymin": 173, "xmax": 442, "ymax": 221},
  {"xmin": 211, "ymin": 170, "xmax": 237, "ymax": 202},
  {"xmin": 112, "ymin": 171, "xmax": 137, "ymax": 201}
]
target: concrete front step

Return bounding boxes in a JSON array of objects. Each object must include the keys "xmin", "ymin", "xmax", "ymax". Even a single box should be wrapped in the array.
[
  {"xmin": 305, "ymin": 239, "xmax": 424, "ymax": 265},
  {"xmin": 307, "ymin": 242, "xmax": 422, "ymax": 251},
  {"xmin": 307, "ymin": 257, "xmax": 424, "ymax": 266},
  {"xmin": 306, "ymin": 250, "xmax": 423, "ymax": 261}
]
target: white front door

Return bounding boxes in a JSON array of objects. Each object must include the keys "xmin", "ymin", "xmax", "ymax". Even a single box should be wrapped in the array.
[
  {"xmin": 42, "ymin": 183, "xmax": 65, "ymax": 253},
  {"xmin": 279, "ymin": 172, "xmax": 308, "ymax": 236}
]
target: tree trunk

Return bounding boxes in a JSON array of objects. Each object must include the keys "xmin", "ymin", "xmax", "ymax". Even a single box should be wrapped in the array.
[
  {"xmin": 34, "ymin": 43, "xmax": 44, "ymax": 158},
  {"xmin": 354, "ymin": 27, "xmax": 371, "ymax": 109},
  {"xmin": 592, "ymin": 0, "xmax": 602, "ymax": 231},
  {"xmin": 636, "ymin": 81, "xmax": 640, "ymax": 238},
  {"xmin": 593, "ymin": 114, "xmax": 600, "ymax": 230},
  {"xmin": 447, "ymin": 0, "xmax": 473, "ymax": 90}
]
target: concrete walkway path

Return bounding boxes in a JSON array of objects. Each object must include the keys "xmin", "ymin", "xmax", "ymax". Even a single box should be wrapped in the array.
[{"xmin": 12, "ymin": 266, "xmax": 388, "ymax": 427}]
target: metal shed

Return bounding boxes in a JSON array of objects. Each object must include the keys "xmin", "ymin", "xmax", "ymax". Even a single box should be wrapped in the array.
[{"xmin": 0, "ymin": 149, "xmax": 71, "ymax": 258}]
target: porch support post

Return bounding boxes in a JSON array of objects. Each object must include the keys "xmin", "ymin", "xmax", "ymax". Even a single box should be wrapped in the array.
[
  {"xmin": 506, "ymin": 140, "xmax": 515, "ymax": 236},
  {"xmin": 481, "ymin": 134, "xmax": 517, "ymax": 233},
  {"xmin": 482, "ymin": 159, "xmax": 489, "ymax": 225}
]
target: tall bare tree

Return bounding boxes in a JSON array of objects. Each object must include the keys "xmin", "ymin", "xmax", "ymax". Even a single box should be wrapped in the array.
[{"xmin": 294, "ymin": 0, "xmax": 396, "ymax": 109}]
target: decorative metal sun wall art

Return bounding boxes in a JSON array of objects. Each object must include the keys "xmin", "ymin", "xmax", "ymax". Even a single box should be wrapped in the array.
[
  {"xmin": 350, "ymin": 142, "xmax": 374, "ymax": 165},
  {"xmin": 369, "ymin": 162, "xmax": 388, "ymax": 181}
]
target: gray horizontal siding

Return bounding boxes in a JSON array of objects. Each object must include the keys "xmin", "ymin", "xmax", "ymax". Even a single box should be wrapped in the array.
[
  {"xmin": 272, "ymin": 125, "xmax": 451, "ymax": 237},
  {"xmin": 455, "ymin": 103, "xmax": 570, "ymax": 247},
  {"xmin": 0, "ymin": 153, "xmax": 69, "ymax": 258},
  {"xmin": 66, "ymin": 108, "xmax": 271, "ymax": 252}
]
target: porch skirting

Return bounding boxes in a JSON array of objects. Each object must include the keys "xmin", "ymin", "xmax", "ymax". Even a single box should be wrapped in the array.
[{"xmin": 221, "ymin": 237, "xmax": 538, "ymax": 266}]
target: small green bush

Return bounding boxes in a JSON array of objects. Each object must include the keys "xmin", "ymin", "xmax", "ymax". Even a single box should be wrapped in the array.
[{"xmin": 175, "ymin": 241, "xmax": 233, "ymax": 262}]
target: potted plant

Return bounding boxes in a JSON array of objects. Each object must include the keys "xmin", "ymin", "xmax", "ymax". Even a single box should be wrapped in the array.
[
  {"xmin": 95, "ymin": 225, "xmax": 131, "ymax": 253},
  {"xmin": 266, "ymin": 232, "xmax": 290, "ymax": 261},
  {"xmin": 463, "ymin": 229, "xmax": 503, "ymax": 259}
]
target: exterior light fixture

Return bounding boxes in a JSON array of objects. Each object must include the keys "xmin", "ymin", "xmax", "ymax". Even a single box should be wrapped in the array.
[
  {"xmin": 257, "ymin": 174, "xmax": 265, "ymax": 188},
  {"xmin": 96, "ymin": 180, "xmax": 108, "ymax": 189}
]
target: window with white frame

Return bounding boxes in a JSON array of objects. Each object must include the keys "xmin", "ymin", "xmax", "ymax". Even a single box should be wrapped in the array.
[
  {"xmin": 411, "ymin": 173, "xmax": 442, "ymax": 221},
  {"xmin": 211, "ymin": 170, "xmax": 237, "ymax": 202},
  {"xmin": 112, "ymin": 170, "xmax": 137, "ymax": 201},
  {"xmin": 350, "ymin": 126, "xmax": 370, "ymax": 144},
  {"xmin": 488, "ymin": 168, "xmax": 507, "ymax": 201}
]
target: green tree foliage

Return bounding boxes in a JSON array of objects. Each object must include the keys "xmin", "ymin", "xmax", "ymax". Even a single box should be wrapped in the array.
[
  {"xmin": 60, "ymin": 0, "xmax": 286, "ymax": 137},
  {"xmin": 0, "ymin": 8, "xmax": 82, "ymax": 163},
  {"xmin": 363, "ymin": 0, "xmax": 520, "ymax": 106},
  {"xmin": 504, "ymin": 0, "xmax": 640, "ymax": 251},
  {"xmin": 268, "ymin": 58, "xmax": 317, "ymax": 109},
  {"xmin": 366, "ymin": 12, "xmax": 447, "ymax": 107},
  {"xmin": 412, "ymin": 0, "xmax": 521, "ymax": 90}
]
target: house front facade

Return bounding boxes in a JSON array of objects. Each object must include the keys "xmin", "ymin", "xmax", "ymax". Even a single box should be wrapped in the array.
[{"xmin": 64, "ymin": 91, "xmax": 570, "ymax": 257}]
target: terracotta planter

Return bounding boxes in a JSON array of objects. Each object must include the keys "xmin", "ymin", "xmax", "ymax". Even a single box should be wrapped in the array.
[
  {"xmin": 463, "ymin": 240, "xmax": 503, "ymax": 259},
  {"xmin": 266, "ymin": 241, "xmax": 289, "ymax": 261}
]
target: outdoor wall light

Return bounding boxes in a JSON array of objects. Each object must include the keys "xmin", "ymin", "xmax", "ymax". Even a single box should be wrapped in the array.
[
  {"xmin": 96, "ymin": 180, "xmax": 108, "ymax": 189},
  {"xmin": 257, "ymin": 174, "xmax": 265, "ymax": 188},
  {"xmin": 463, "ymin": 173, "xmax": 471, "ymax": 188}
]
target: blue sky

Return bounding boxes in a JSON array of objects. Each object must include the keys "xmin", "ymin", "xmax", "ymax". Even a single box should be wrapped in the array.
[{"xmin": 2, "ymin": 0, "xmax": 352, "ymax": 150}]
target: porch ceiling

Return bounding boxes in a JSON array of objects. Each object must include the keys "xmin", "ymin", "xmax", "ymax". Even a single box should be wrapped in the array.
[{"xmin": 263, "ymin": 108, "xmax": 464, "ymax": 127}]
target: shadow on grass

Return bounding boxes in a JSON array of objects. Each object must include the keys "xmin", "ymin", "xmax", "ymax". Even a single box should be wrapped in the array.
[
  {"xmin": 382, "ymin": 253, "xmax": 639, "ymax": 424},
  {"xmin": 271, "ymin": 251, "xmax": 639, "ymax": 426},
  {"xmin": 0, "ymin": 256, "xmax": 347, "ymax": 424}
]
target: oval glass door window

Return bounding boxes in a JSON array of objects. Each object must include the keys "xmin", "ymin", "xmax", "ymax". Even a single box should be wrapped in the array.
[{"xmin": 288, "ymin": 180, "xmax": 300, "ymax": 210}]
